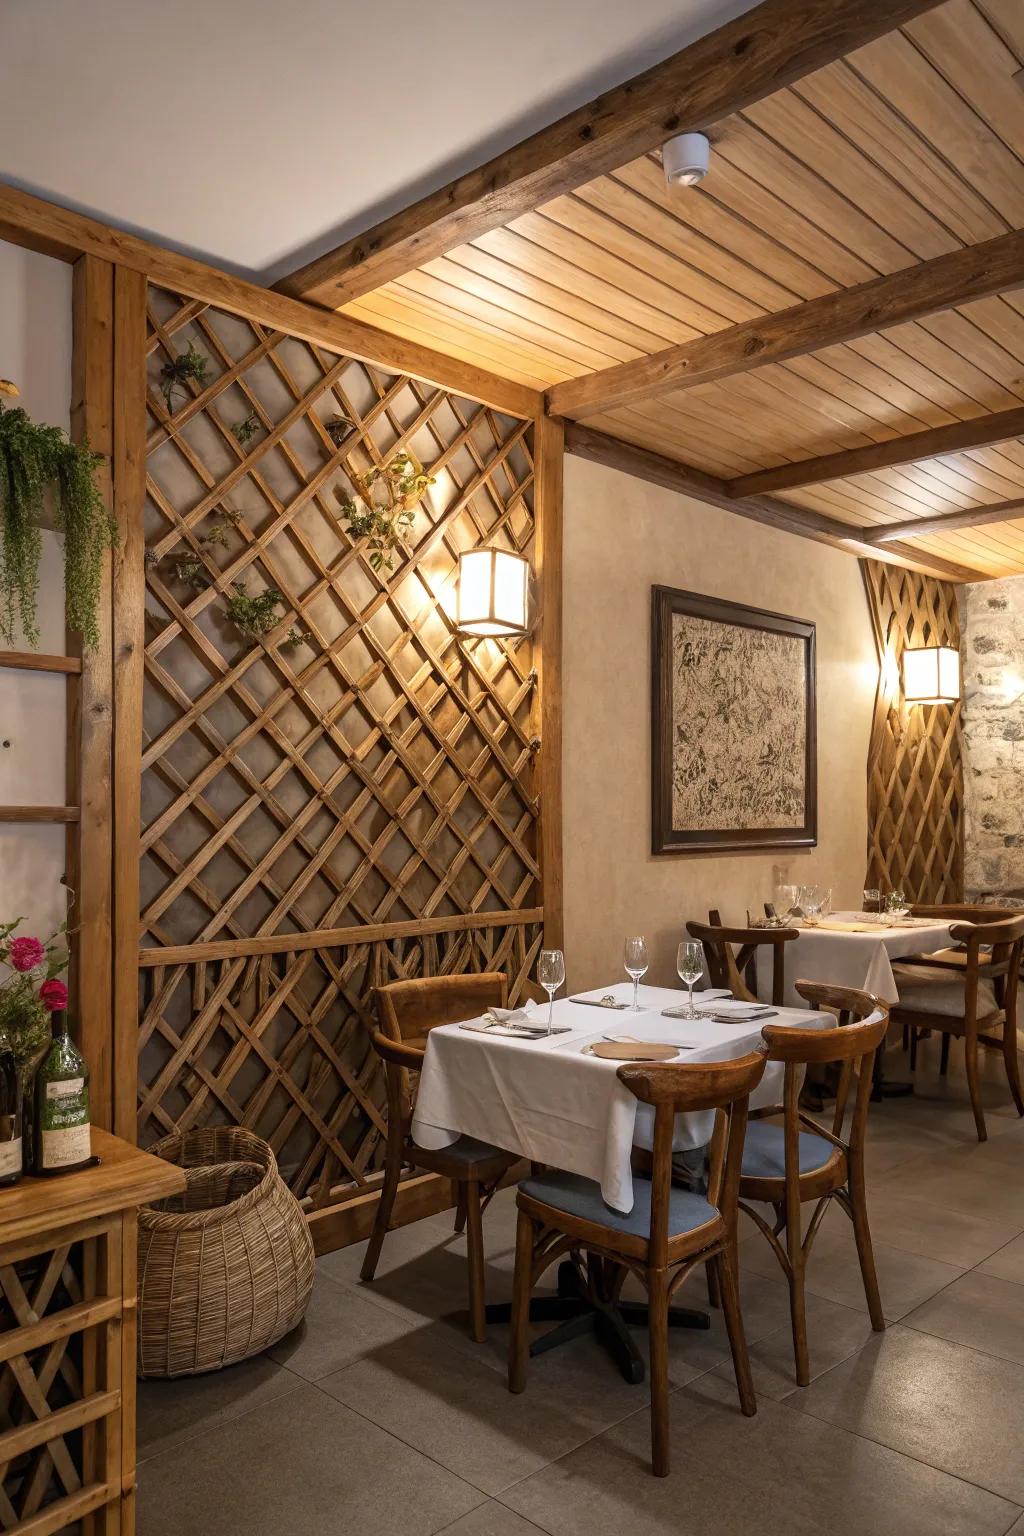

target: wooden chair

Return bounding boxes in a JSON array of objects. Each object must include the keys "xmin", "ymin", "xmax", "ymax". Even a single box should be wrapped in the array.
[
  {"xmin": 900, "ymin": 904, "xmax": 1018, "ymax": 1075},
  {"xmin": 509, "ymin": 1050, "xmax": 767, "ymax": 1477},
  {"xmin": 738, "ymin": 982, "xmax": 889, "ymax": 1387},
  {"xmin": 361, "ymin": 973, "xmax": 517, "ymax": 1341},
  {"xmin": 686, "ymin": 910, "xmax": 798, "ymax": 1005},
  {"xmin": 890, "ymin": 914, "xmax": 1024, "ymax": 1141}
]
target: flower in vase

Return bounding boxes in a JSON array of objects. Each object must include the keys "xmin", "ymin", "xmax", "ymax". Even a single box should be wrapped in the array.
[
  {"xmin": 39, "ymin": 979, "xmax": 68, "ymax": 1012},
  {"xmin": 8, "ymin": 936, "xmax": 45, "ymax": 972}
]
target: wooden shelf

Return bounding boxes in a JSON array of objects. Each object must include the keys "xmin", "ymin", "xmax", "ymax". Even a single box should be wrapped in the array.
[
  {"xmin": 0, "ymin": 806, "xmax": 81, "ymax": 823},
  {"xmin": 0, "ymin": 650, "xmax": 81, "ymax": 675}
]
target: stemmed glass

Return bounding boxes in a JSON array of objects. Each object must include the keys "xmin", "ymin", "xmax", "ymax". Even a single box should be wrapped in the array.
[
  {"xmin": 677, "ymin": 940, "xmax": 704, "ymax": 1020},
  {"xmin": 623, "ymin": 936, "xmax": 649, "ymax": 1013},
  {"xmin": 537, "ymin": 949, "xmax": 565, "ymax": 1035}
]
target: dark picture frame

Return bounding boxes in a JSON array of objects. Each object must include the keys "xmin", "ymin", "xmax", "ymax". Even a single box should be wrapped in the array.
[{"xmin": 651, "ymin": 585, "xmax": 817, "ymax": 855}]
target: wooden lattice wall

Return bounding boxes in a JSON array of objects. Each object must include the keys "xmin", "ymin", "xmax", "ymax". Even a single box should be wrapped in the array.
[
  {"xmin": 862, "ymin": 559, "xmax": 964, "ymax": 903},
  {"xmin": 131, "ymin": 284, "xmax": 547, "ymax": 1239}
]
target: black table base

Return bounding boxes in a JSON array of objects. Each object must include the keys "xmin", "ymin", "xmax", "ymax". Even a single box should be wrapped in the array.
[{"xmin": 485, "ymin": 1258, "xmax": 709, "ymax": 1385}]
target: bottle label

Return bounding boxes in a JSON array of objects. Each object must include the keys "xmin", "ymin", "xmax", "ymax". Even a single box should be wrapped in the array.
[
  {"xmin": 40, "ymin": 1078, "xmax": 90, "ymax": 1169},
  {"xmin": 0, "ymin": 1137, "xmax": 22, "ymax": 1177}
]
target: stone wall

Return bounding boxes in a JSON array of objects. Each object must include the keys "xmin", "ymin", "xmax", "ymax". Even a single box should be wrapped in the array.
[{"xmin": 961, "ymin": 575, "xmax": 1024, "ymax": 901}]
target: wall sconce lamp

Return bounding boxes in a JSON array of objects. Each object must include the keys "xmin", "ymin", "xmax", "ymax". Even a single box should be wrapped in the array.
[
  {"xmin": 455, "ymin": 549, "xmax": 530, "ymax": 637},
  {"xmin": 902, "ymin": 645, "xmax": 961, "ymax": 705}
]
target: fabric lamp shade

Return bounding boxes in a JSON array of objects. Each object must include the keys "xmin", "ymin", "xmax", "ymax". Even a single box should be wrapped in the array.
[
  {"xmin": 456, "ymin": 549, "xmax": 529, "ymax": 636},
  {"xmin": 902, "ymin": 645, "xmax": 960, "ymax": 704}
]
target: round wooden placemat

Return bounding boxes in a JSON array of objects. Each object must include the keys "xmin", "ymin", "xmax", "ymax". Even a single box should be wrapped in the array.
[{"xmin": 589, "ymin": 1041, "xmax": 678, "ymax": 1062}]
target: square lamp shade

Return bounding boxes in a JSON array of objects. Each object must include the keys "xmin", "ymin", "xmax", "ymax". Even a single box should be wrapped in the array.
[
  {"xmin": 902, "ymin": 645, "xmax": 960, "ymax": 704},
  {"xmin": 456, "ymin": 549, "xmax": 529, "ymax": 637}
]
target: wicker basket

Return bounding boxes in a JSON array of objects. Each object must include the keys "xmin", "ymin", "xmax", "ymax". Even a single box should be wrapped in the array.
[{"xmin": 137, "ymin": 1127, "xmax": 315, "ymax": 1378}]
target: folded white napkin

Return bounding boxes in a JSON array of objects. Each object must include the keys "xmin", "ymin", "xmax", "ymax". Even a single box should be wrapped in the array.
[
  {"xmin": 459, "ymin": 1004, "xmax": 551, "ymax": 1036},
  {"xmin": 694, "ymin": 999, "xmax": 774, "ymax": 1021}
]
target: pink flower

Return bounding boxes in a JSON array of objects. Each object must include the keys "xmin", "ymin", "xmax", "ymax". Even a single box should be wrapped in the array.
[
  {"xmin": 9, "ymin": 936, "xmax": 45, "ymax": 972},
  {"xmin": 39, "ymin": 979, "xmax": 68, "ymax": 1012}
]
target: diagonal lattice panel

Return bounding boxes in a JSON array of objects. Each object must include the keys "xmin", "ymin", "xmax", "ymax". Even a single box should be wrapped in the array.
[{"xmin": 136, "ymin": 286, "xmax": 541, "ymax": 1203}]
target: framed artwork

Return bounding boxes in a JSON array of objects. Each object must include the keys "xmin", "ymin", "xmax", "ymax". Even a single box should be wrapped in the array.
[{"xmin": 651, "ymin": 585, "xmax": 817, "ymax": 855}]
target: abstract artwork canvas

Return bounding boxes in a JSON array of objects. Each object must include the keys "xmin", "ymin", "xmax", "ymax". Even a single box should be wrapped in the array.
[{"xmin": 651, "ymin": 586, "xmax": 817, "ymax": 854}]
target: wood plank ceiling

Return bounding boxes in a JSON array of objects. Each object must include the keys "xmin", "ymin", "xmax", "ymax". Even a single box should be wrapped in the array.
[{"xmin": 341, "ymin": 0, "xmax": 1024, "ymax": 579}]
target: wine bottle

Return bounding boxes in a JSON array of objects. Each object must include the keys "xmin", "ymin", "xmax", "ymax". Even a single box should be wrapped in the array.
[
  {"xmin": 34, "ymin": 1011, "xmax": 91, "ymax": 1176},
  {"xmin": 0, "ymin": 1049, "xmax": 23, "ymax": 1186}
]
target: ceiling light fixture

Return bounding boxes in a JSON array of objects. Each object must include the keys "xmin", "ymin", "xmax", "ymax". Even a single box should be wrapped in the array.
[{"xmin": 662, "ymin": 131, "xmax": 710, "ymax": 189}]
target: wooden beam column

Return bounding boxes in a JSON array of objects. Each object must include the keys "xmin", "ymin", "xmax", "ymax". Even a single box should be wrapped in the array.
[
  {"xmin": 535, "ymin": 414, "xmax": 564, "ymax": 951},
  {"xmin": 111, "ymin": 267, "xmax": 147, "ymax": 1142}
]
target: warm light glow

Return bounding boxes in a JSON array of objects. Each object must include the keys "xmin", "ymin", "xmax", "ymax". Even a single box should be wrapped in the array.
[
  {"xmin": 456, "ymin": 549, "xmax": 529, "ymax": 637},
  {"xmin": 903, "ymin": 645, "xmax": 960, "ymax": 704}
]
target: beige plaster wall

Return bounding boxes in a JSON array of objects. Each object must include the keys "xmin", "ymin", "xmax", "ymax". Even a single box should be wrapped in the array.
[{"xmin": 560, "ymin": 454, "xmax": 877, "ymax": 993}]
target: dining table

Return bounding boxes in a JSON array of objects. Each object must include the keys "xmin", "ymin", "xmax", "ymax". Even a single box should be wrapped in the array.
[
  {"xmin": 411, "ymin": 979, "xmax": 833, "ymax": 1382},
  {"xmin": 753, "ymin": 911, "xmax": 956, "ymax": 1007}
]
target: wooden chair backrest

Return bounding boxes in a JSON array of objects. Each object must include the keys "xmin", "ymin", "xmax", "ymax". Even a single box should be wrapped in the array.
[
  {"xmin": 616, "ymin": 1051, "xmax": 767, "ymax": 1265},
  {"xmin": 757, "ymin": 981, "xmax": 888, "ymax": 1189},
  {"xmin": 910, "ymin": 903, "xmax": 1019, "ymax": 924},
  {"xmin": 686, "ymin": 912, "xmax": 798, "ymax": 1005},
  {"xmin": 943, "ymin": 915, "xmax": 1024, "ymax": 1020},
  {"xmin": 372, "ymin": 972, "xmax": 508, "ymax": 1127}
]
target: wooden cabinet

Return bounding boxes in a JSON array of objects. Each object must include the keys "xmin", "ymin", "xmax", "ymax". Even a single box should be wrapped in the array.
[{"xmin": 0, "ymin": 1130, "xmax": 184, "ymax": 1534}]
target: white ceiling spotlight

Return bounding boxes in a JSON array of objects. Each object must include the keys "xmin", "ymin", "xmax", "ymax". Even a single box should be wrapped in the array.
[{"xmin": 662, "ymin": 131, "xmax": 710, "ymax": 189}]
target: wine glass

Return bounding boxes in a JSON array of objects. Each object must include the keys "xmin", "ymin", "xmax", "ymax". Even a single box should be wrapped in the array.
[
  {"xmin": 677, "ymin": 940, "xmax": 704, "ymax": 1020},
  {"xmin": 537, "ymin": 949, "xmax": 565, "ymax": 1035},
  {"xmin": 623, "ymin": 936, "xmax": 649, "ymax": 1013}
]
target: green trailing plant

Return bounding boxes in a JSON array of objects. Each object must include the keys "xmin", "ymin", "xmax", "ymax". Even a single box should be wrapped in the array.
[
  {"xmin": 173, "ymin": 553, "xmax": 209, "ymax": 591},
  {"xmin": 335, "ymin": 450, "xmax": 435, "ymax": 573},
  {"xmin": 224, "ymin": 582, "xmax": 284, "ymax": 641},
  {"xmin": 231, "ymin": 413, "xmax": 260, "ymax": 446},
  {"xmin": 0, "ymin": 385, "xmax": 117, "ymax": 649},
  {"xmin": 159, "ymin": 342, "xmax": 210, "ymax": 412}
]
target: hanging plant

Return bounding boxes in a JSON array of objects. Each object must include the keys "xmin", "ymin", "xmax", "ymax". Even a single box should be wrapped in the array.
[
  {"xmin": 324, "ymin": 413, "xmax": 354, "ymax": 447},
  {"xmin": 231, "ymin": 413, "xmax": 260, "ymax": 446},
  {"xmin": 224, "ymin": 582, "xmax": 284, "ymax": 641},
  {"xmin": 0, "ymin": 384, "xmax": 117, "ymax": 650},
  {"xmin": 335, "ymin": 450, "xmax": 435, "ymax": 572},
  {"xmin": 173, "ymin": 553, "xmax": 209, "ymax": 591},
  {"xmin": 158, "ymin": 342, "xmax": 210, "ymax": 412}
]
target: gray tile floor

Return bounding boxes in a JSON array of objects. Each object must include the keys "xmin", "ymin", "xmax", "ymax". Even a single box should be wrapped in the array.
[{"xmin": 136, "ymin": 1038, "xmax": 1024, "ymax": 1536}]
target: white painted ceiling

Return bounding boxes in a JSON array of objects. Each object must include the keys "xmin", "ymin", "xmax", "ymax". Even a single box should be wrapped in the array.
[{"xmin": 0, "ymin": 0, "xmax": 754, "ymax": 283}]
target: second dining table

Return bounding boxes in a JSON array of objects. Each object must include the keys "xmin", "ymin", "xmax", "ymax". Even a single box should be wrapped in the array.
[{"xmin": 753, "ymin": 912, "xmax": 955, "ymax": 1006}]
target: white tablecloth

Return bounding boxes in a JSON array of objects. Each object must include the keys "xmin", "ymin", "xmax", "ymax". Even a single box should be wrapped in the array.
[
  {"xmin": 410, "ymin": 981, "xmax": 832, "ymax": 1214},
  {"xmin": 754, "ymin": 913, "xmax": 954, "ymax": 1005}
]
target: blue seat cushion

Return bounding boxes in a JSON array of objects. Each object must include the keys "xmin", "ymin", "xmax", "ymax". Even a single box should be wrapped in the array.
[
  {"xmin": 741, "ymin": 1121, "xmax": 836, "ymax": 1181},
  {"xmin": 519, "ymin": 1170, "xmax": 718, "ymax": 1241},
  {"xmin": 412, "ymin": 1134, "xmax": 508, "ymax": 1168}
]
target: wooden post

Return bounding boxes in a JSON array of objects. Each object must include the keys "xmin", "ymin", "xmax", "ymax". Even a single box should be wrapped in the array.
[
  {"xmin": 111, "ymin": 268, "xmax": 147, "ymax": 1141},
  {"xmin": 534, "ymin": 413, "xmax": 564, "ymax": 951},
  {"xmin": 70, "ymin": 254, "xmax": 115, "ymax": 1129}
]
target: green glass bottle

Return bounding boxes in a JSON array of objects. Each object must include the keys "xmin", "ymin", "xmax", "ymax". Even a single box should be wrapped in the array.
[
  {"xmin": 34, "ymin": 1011, "xmax": 91, "ymax": 1176},
  {"xmin": 0, "ymin": 1049, "xmax": 23, "ymax": 1186}
]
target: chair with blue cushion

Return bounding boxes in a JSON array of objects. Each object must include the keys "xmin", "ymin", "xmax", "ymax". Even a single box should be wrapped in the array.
[
  {"xmin": 738, "ymin": 982, "xmax": 889, "ymax": 1387},
  {"xmin": 508, "ymin": 1050, "xmax": 767, "ymax": 1477},
  {"xmin": 361, "ymin": 973, "xmax": 517, "ymax": 1342}
]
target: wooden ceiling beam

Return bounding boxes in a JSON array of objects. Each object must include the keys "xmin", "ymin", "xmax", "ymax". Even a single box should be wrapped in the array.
[
  {"xmin": 0, "ymin": 181, "xmax": 540, "ymax": 419},
  {"xmin": 548, "ymin": 229, "xmax": 1024, "ymax": 419},
  {"xmin": 861, "ymin": 497, "xmax": 1024, "ymax": 544},
  {"xmin": 563, "ymin": 423, "xmax": 981, "ymax": 582},
  {"xmin": 728, "ymin": 407, "xmax": 1024, "ymax": 499},
  {"xmin": 275, "ymin": 0, "xmax": 944, "ymax": 308}
]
